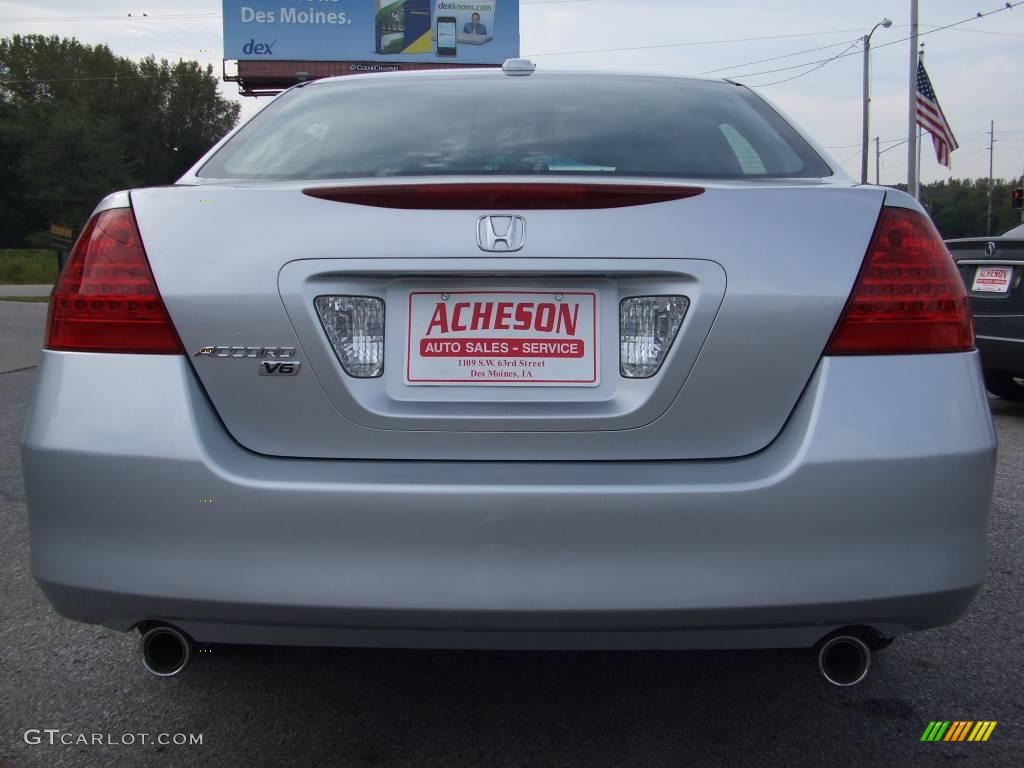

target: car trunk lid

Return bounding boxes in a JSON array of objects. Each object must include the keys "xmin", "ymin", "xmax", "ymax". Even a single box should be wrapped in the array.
[{"xmin": 131, "ymin": 180, "xmax": 884, "ymax": 460}]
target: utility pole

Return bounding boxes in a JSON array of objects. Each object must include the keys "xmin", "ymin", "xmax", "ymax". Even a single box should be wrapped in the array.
[
  {"xmin": 907, "ymin": 0, "xmax": 919, "ymax": 197},
  {"xmin": 875, "ymin": 136, "xmax": 881, "ymax": 185},
  {"xmin": 987, "ymin": 121, "xmax": 995, "ymax": 235},
  {"xmin": 862, "ymin": 36, "xmax": 871, "ymax": 184}
]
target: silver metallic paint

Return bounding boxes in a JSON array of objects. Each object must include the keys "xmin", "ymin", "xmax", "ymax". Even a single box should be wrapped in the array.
[
  {"xmin": 21, "ymin": 350, "xmax": 995, "ymax": 648},
  {"xmin": 22, "ymin": 71, "xmax": 995, "ymax": 651},
  {"xmin": 129, "ymin": 182, "xmax": 884, "ymax": 460}
]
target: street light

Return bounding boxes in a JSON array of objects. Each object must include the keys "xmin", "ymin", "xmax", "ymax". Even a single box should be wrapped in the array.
[{"xmin": 861, "ymin": 18, "xmax": 892, "ymax": 184}]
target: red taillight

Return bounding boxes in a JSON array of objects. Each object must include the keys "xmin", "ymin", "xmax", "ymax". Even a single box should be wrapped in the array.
[
  {"xmin": 46, "ymin": 207, "xmax": 183, "ymax": 354},
  {"xmin": 825, "ymin": 206, "xmax": 974, "ymax": 355},
  {"xmin": 303, "ymin": 183, "xmax": 704, "ymax": 210}
]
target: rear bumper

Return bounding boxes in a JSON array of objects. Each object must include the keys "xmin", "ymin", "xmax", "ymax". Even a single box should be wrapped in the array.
[{"xmin": 21, "ymin": 351, "xmax": 996, "ymax": 649}]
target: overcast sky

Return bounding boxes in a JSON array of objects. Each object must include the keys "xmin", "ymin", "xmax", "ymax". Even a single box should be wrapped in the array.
[{"xmin": 1, "ymin": 0, "xmax": 1022, "ymax": 184}]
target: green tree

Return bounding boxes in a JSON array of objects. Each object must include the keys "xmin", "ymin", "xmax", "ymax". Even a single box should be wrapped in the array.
[
  {"xmin": 0, "ymin": 34, "xmax": 240, "ymax": 246},
  {"xmin": 887, "ymin": 178, "xmax": 1023, "ymax": 238}
]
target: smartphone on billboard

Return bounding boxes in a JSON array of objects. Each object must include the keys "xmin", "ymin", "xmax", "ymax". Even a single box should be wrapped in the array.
[{"xmin": 436, "ymin": 16, "xmax": 457, "ymax": 57}]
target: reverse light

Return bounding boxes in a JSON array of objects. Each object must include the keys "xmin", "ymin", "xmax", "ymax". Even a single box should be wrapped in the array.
[
  {"xmin": 825, "ymin": 206, "xmax": 974, "ymax": 355},
  {"xmin": 46, "ymin": 207, "xmax": 183, "ymax": 354},
  {"xmin": 315, "ymin": 296, "xmax": 385, "ymax": 378},
  {"xmin": 620, "ymin": 296, "xmax": 689, "ymax": 378}
]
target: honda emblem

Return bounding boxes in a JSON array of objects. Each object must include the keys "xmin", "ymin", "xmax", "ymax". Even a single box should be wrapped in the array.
[{"xmin": 477, "ymin": 215, "xmax": 526, "ymax": 252}]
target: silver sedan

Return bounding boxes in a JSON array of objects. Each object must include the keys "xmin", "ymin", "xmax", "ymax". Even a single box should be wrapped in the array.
[{"xmin": 21, "ymin": 63, "xmax": 996, "ymax": 684}]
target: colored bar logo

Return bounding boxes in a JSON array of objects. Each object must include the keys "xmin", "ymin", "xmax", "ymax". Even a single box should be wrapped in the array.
[{"xmin": 920, "ymin": 721, "xmax": 997, "ymax": 742}]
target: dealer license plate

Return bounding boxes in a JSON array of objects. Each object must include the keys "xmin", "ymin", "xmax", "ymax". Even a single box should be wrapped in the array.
[
  {"xmin": 405, "ymin": 291, "xmax": 599, "ymax": 386},
  {"xmin": 972, "ymin": 266, "xmax": 1012, "ymax": 293}
]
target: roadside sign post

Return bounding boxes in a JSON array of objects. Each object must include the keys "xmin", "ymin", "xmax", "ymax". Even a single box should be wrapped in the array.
[{"xmin": 49, "ymin": 224, "xmax": 73, "ymax": 273}]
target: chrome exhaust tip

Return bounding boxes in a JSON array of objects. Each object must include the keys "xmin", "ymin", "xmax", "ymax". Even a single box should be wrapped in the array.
[
  {"xmin": 139, "ymin": 625, "xmax": 193, "ymax": 677},
  {"xmin": 817, "ymin": 634, "xmax": 871, "ymax": 687}
]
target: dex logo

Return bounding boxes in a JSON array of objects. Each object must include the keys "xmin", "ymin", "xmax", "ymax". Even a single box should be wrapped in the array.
[
  {"xmin": 477, "ymin": 215, "xmax": 526, "ymax": 252},
  {"xmin": 242, "ymin": 39, "xmax": 277, "ymax": 56}
]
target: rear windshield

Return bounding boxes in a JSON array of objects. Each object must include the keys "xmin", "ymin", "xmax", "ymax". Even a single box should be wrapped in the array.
[{"xmin": 198, "ymin": 74, "xmax": 832, "ymax": 181}]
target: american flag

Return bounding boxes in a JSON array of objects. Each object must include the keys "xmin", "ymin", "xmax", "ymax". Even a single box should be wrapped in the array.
[{"xmin": 916, "ymin": 60, "xmax": 958, "ymax": 167}]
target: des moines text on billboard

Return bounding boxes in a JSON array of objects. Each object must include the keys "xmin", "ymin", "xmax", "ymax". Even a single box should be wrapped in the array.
[{"xmin": 223, "ymin": 0, "xmax": 520, "ymax": 64}]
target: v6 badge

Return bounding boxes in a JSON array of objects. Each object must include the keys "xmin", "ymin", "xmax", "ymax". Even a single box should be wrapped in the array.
[{"xmin": 259, "ymin": 361, "xmax": 301, "ymax": 377}]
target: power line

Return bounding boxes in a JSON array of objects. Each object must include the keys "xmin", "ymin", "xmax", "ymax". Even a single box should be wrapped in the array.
[
  {"xmin": 838, "ymin": 147, "xmax": 863, "ymax": 165},
  {"xmin": 736, "ymin": 1, "xmax": 1023, "ymax": 80},
  {"xmin": 891, "ymin": 21, "xmax": 1024, "ymax": 38},
  {"xmin": 0, "ymin": 23, "xmax": 932, "ymax": 86},
  {"xmin": 0, "ymin": 21, "xmax": 880, "ymax": 63},
  {"xmin": 525, "ymin": 27, "xmax": 868, "ymax": 57},
  {"xmin": 4, "ymin": 2, "xmax": 1021, "ymax": 88},
  {"xmin": 878, "ymin": 143, "xmax": 1014, "ymax": 183},
  {"xmin": 0, "ymin": 0, "xmax": 599, "ymax": 22},
  {"xmin": 879, "ymin": 138, "xmax": 909, "ymax": 156},
  {"xmin": 722, "ymin": 1, "xmax": 1023, "ymax": 81},
  {"xmin": 863, "ymin": 126, "xmax": 1024, "ymax": 179},
  {"xmin": 9, "ymin": 4, "xmax": 1016, "ymax": 75},
  {"xmin": 0, "ymin": 13, "xmax": 219, "ymax": 22},
  {"xmin": 884, "ymin": 143, "xmax": 991, "ymax": 173},
  {"xmin": 823, "ymin": 137, "xmax": 905, "ymax": 150},
  {"xmin": 0, "ymin": 0, "xmax": 598, "ymax": 21},
  {"xmin": 748, "ymin": 39, "xmax": 863, "ymax": 87},
  {"xmin": 697, "ymin": 38, "xmax": 861, "ymax": 75},
  {"xmin": 929, "ymin": 26, "xmax": 1024, "ymax": 39}
]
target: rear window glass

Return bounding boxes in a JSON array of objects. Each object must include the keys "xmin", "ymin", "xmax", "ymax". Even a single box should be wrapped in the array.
[{"xmin": 199, "ymin": 74, "xmax": 832, "ymax": 181}]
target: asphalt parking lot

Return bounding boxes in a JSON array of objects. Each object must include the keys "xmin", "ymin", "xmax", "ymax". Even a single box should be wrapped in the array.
[{"xmin": 1, "ymin": 300, "xmax": 1021, "ymax": 768}]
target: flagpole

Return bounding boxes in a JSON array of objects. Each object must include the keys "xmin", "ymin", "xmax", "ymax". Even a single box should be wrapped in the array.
[
  {"xmin": 907, "ymin": 0, "xmax": 919, "ymax": 197},
  {"xmin": 916, "ymin": 44, "xmax": 924, "ymax": 199}
]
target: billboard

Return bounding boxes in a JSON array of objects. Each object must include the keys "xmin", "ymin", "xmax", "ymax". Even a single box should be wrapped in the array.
[{"xmin": 223, "ymin": 1, "xmax": 520, "ymax": 64}]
